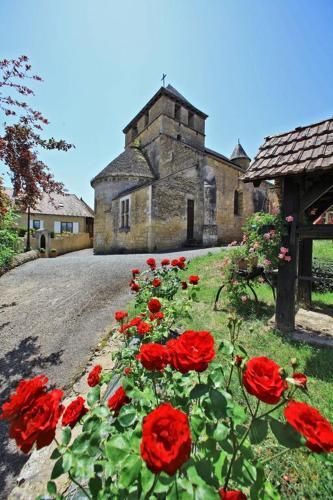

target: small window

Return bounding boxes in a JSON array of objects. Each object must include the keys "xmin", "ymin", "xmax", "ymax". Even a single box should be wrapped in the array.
[
  {"xmin": 61, "ymin": 222, "xmax": 73, "ymax": 233},
  {"xmin": 174, "ymin": 103, "xmax": 181, "ymax": 120},
  {"xmin": 32, "ymin": 220, "xmax": 41, "ymax": 230},
  {"xmin": 144, "ymin": 111, "xmax": 149, "ymax": 127},
  {"xmin": 176, "ymin": 134, "xmax": 182, "ymax": 141},
  {"xmin": 132, "ymin": 125, "xmax": 138, "ymax": 140},
  {"xmin": 120, "ymin": 197, "xmax": 130, "ymax": 229},
  {"xmin": 234, "ymin": 190, "xmax": 243, "ymax": 216},
  {"xmin": 188, "ymin": 111, "xmax": 194, "ymax": 128}
]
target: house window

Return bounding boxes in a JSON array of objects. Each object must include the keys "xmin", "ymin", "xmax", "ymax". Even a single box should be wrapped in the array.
[
  {"xmin": 174, "ymin": 103, "xmax": 181, "ymax": 120},
  {"xmin": 144, "ymin": 111, "xmax": 149, "ymax": 127},
  {"xmin": 188, "ymin": 111, "xmax": 194, "ymax": 128},
  {"xmin": 32, "ymin": 220, "xmax": 41, "ymax": 230},
  {"xmin": 177, "ymin": 134, "xmax": 182, "ymax": 141},
  {"xmin": 61, "ymin": 222, "xmax": 73, "ymax": 233},
  {"xmin": 234, "ymin": 190, "xmax": 243, "ymax": 216},
  {"xmin": 120, "ymin": 197, "xmax": 130, "ymax": 229},
  {"xmin": 132, "ymin": 125, "xmax": 138, "ymax": 140}
]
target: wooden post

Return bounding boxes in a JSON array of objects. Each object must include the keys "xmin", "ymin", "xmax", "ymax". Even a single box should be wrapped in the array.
[{"xmin": 276, "ymin": 177, "xmax": 299, "ymax": 332}]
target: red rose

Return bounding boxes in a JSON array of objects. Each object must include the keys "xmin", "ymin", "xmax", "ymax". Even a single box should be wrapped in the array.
[
  {"xmin": 9, "ymin": 389, "xmax": 64, "ymax": 453},
  {"xmin": 161, "ymin": 258, "xmax": 170, "ymax": 266},
  {"xmin": 132, "ymin": 268, "xmax": 140, "ymax": 277},
  {"xmin": 150, "ymin": 311, "xmax": 164, "ymax": 322},
  {"xmin": 137, "ymin": 321, "xmax": 152, "ymax": 335},
  {"xmin": 284, "ymin": 400, "xmax": 333, "ymax": 452},
  {"xmin": 293, "ymin": 373, "xmax": 307, "ymax": 389},
  {"xmin": 0, "ymin": 375, "xmax": 48, "ymax": 422},
  {"xmin": 114, "ymin": 310, "xmax": 128, "ymax": 322},
  {"xmin": 189, "ymin": 275, "xmax": 200, "ymax": 285},
  {"xmin": 123, "ymin": 367, "xmax": 132, "ymax": 376},
  {"xmin": 87, "ymin": 365, "xmax": 102, "ymax": 387},
  {"xmin": 62, "ymin": 396, "xmax": 88, "ymax": 428},
  {"xmin": 136, "ymin": 343, "xmax": 170, "ymax": 371},
  {"xmin": 148, "ymin": 298, "xmax": 162, "ymax": 313},
  {"xmin": 177, "ymin": 260, "xmax": 186, "ymax": 269},
  {"xmin": 219, "ymin": 488, "xmax": 247, "ymax": 499},
  {"xmin": 234, "ymin": 355, "xmax": 244, "ymax": 367},
  {"xmin": 129, "ymin": 316, "xmax": 142, "ymax": 327},
  {"xmin": 119, "ymin": 323, "xmax": 130, "ymax": 333},
  {"xmin": 107, "ymin": 386, "xmax": 130, "ymax": 415},
  {"xmin": 152, "ymin": 278, "xmax": 161, "ymax": 288},
  {"xmin": 131, "ymin": 281, "xmax": 140, "ymax": 292},
  {"xmin": 167, "ymin": 330, "xmax": 215, "ymax": 373},
  {"xmin": 181, "ymin": 281, "xmax": 188, "ymax": 290},
  {"xmin": 140, "ymin": 403, "xmax": 191, "ymax": 476},
  {"xmin": 171, "ymin": 258, "xmax": 179, "ymax": 267},
  {"xmin": 178, "ymin": 256, "xmax": 186, "ymax": 263},
  {"xmin": 243, "ymin": 357, "xmax": 288, "ymax": 405},
  {"xmin": 146, "ymin": 257, "xmax": 156, "ymax": 269}
]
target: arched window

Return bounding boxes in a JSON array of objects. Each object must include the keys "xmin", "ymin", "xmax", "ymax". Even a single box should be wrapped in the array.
[{"xmin": 234, "ymin": 190, "xmax": 243, "ymax": 216}]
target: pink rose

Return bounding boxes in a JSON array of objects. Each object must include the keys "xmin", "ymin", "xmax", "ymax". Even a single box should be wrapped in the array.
[{"xmin": 286, "ymin": 215, "xmax": 294, "ymax": 223}]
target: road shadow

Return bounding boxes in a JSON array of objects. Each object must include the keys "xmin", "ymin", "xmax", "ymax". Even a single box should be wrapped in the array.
[{"xmin": 0, "ymin": 336, "xmax": 64, "ymax": 498}]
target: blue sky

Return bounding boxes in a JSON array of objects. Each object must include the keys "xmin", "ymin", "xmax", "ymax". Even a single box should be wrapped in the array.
[{"xmin": 1, "ymin": 0, "xmax": 333, "ymax": 208}]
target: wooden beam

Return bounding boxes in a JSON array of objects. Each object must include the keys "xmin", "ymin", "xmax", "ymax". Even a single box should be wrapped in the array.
[
  {"xmin": 300, "ymin": 176, "xmax": 333, "ymax": 212},
  {"xmin": 276, "ymin": 177, "xmax": 300, "ymax": 332},
  {"xmin": 297, "ymin": 225, "xmax": 333, "ymax": 239},
  {"xmin": 297, "ymin": 239, "xmax": 312, "ymax": 307}
]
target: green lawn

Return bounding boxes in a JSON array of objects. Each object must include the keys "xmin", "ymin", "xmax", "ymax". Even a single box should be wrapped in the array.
[{"xmin": 180, "ymin": 249, "xmax": 333, "ymax": 499}]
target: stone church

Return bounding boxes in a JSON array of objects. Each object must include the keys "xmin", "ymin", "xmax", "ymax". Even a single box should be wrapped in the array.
[{"xmin": 91, "ymin": 85, "xmax": 273, "ymax": 253}]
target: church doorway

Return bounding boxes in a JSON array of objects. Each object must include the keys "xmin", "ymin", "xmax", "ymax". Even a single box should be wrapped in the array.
[
  {"xmin": 40, "ymin": 234, "xmax": 46, "ymax": 250},
  {"xmin": 187, "ymin": 199, "xmax": 194, "ymax": 241}
]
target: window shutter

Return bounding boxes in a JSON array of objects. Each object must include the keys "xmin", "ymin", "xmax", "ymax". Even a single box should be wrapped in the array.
[
  {"xmin": 73, "ymin": 222, "xmax": 79, "ymax": 234},
  {"xmin": 54, "ymin": 221, "xmax": 61, "ymax": 233},
  {"xmin": 29, "ymin": 218, "xmax": 34, "ymax": 228},
  {"xmin": 40, "ymin": 220, "xmax": 44, "ymax": 229}
]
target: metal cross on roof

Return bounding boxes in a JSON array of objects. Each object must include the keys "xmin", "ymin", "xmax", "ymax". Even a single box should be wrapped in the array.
[{"xmin": 161, "ymin": 73, "xmax": 167, "ymax": 87}]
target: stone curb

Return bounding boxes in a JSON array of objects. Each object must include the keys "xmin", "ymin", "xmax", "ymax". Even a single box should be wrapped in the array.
[
  {"xmin": 0, "ymin": 250, "xmax": 39, "ymax": 277},
  {"xmin": 9, "ymin": 327, "xmax": 124, "ymax": 500}
]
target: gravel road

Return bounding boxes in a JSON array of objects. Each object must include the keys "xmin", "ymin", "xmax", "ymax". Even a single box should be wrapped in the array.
[{"xmin": 0, "ymin": 246, "xmax": 221, "ymax": 497}]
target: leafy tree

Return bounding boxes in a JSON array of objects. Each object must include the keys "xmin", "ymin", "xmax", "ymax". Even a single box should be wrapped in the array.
[{"xmin": 0, "ymin": 55, "xmax": 74, "ymax": 210}]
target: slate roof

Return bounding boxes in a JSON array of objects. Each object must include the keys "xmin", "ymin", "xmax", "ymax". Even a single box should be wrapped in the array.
[
  {"xmin": 5, "ymin": 189, "xmax": 94, "ymax": 217},
  {"xmin": 243, "ymin": 117, "xmax": 333, "ymax": 182},
  {"xmin": 230, "ymin": 141, "xmax": 250, "ymax": 161},
  {"xmin": 91, "ymin": 146, "xmax": 155, "ymax": 185},
  {"xmin": 123, "ymin": 85, "xmax": 208, "ymax": 133}
]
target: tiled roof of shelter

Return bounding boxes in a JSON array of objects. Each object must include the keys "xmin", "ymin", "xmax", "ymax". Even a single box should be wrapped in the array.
[
  {"xmin": 91, "ymin": 146, "xmax": 155, "ymax": 185},
  {"xmin": 5, "ymin": 189, "xmax": 94, "ymax": 217},
  {"xmin": 123, "ymin": 85, "xmax": 208, "ymax": 133},
  {"xmin": 243, "ymin": 117, "xmax": 333, "ymax": 182}
]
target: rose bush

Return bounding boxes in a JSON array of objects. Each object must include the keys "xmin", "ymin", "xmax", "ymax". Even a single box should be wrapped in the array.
[{"xmin": 1, "ymin": 256, "xmax": 332, "ymax": 499}]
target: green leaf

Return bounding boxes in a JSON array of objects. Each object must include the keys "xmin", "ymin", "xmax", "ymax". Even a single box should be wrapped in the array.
[
  {"xmin": 50, "ymin": 448, "xmax": 61, "ymax": 460},
  {"xmin": 105, "ymin": 435, "xmax": 130, "ymax": 464},
  {"xmin": 89, "ymin": 476, "xmax": 103, "ymax": 499},
  {"xmin": 219, "ymin": 339, "xmax": 234, "ymax": 355},
  {"xmin": 51, "ymin": 457, "xmax": 64, "ymax": 480},
  {"xmin": 227, "ymin": 402, "xmax": 247, "ymax": 425},
  {"xmin": 189, "ymin": 383, "xmax": 210, "ymax": 399},
  {"xmin": 118, "ymin": 454, "xmax": 142, "ymax": 489},
  {"xmin": 118, "ymin": 405, "xmax": 137, "ymax": 428},
  {"xmin": 72, "ymin": 432, "xmax": 90, "ymax": 455},
  {"xmin": 190, "ymin": 413, "xmax": 205, "ymax": 437},
  {"xmin": 62, "ymin": 451, "xmax": 73, "ymax": 473},
  {"xmin": 209, "ymin": 389, "xmax": 228, "ymax": 419},
  {"xmin": 47, "ymin": 480, "xmax": 57, "ymax": 495},
  {"xmin": 232, "ymin": 456, "xmax": 257, "ymax": 486},
  {"xmin": 154, "ymin": 473, "xmax": 173, "ymax": 494},
  {"xmin": 208, "ymin": 366, "xmax": 225, "ymax": 389},
  {"xmin": 140, "ymin": 465, "xmax": 155, "ymax": 494},
  {"xmin": 92, "ymin": 405, "xmax": 109, "ymax": 418},
  {"xmin": 269, "ymin": 418, "xmax": 303, "ymax": 448},
  {"xmin": 87, "ymin": 386, "xmax": 100, "ymax": 407},
  {"xmin": 193, "ymin": 483, "xmax": 217, "ymax": 499},
  {"xmin": 213, "ymin": 422, "xmax": 230, "ymax": 442},
  {"xmin": 249, "ymin": 419, "xmax": 268, "ymax": 444},
  {"xmin": 62, "ymin": 426, "xmax": 72, "ymax": 446}
]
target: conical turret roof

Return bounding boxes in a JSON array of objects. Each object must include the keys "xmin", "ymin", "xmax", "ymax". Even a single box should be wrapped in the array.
[{"xmin": 230, "ymin": 141, "xmax": 250, "ymax": 161}]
